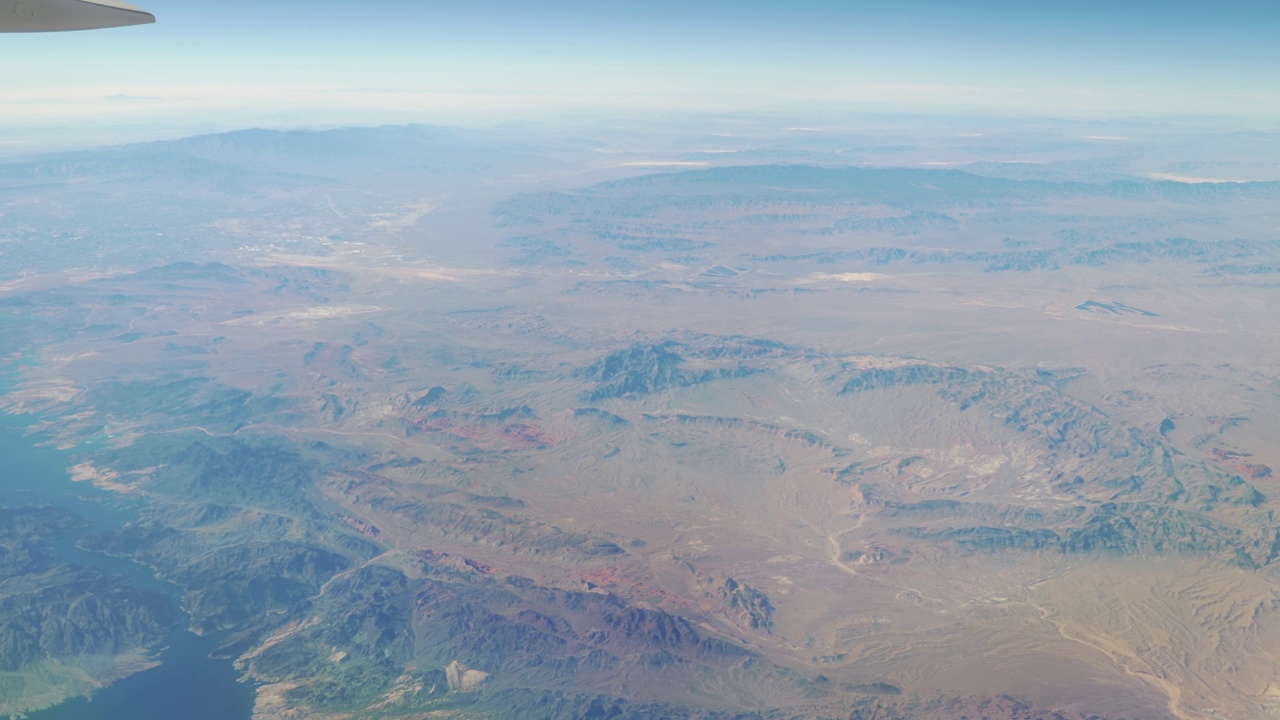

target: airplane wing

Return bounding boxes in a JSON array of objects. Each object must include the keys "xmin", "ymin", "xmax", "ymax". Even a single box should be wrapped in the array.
[{"xmin": 1, "ymin": 0, "xmax": 153, "ymax": 32}]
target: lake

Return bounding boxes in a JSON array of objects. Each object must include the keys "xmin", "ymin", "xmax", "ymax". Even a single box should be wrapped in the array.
[{"xmin": 0, "ymin": 412, "xmax": 256, "ymax": 720}]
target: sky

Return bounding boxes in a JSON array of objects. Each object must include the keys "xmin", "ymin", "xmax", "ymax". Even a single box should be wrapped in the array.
[{"xmin": 3, "ymin": 0, "xmax": 1280, "ymax": 141}]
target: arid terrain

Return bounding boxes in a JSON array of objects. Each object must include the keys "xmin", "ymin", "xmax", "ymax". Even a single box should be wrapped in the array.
[{"xmin": 3, "ymin": 118, "xmax": 1280, "ymax": 719}]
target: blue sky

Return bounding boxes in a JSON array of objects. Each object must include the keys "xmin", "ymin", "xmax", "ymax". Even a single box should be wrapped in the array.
[{"xmin": 4, "ymin": 0, "xmax": 1279, "ymax": 134}]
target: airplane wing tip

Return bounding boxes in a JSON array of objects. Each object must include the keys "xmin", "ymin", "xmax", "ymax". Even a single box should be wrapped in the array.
[{"xmin": 0, "ymin": 0, "xmax": 156, "ymax": 32}]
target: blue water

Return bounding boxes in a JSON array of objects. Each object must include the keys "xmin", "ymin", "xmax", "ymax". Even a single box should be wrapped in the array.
[{"xmin": 0, "ymin": 412, "xmax": 256, "ymax": 720}]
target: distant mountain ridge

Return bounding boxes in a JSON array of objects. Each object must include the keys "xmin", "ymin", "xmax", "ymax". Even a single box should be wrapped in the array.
[{"xmin": 0, "ymin": 124, "xmax": 537, "ymax": 189}]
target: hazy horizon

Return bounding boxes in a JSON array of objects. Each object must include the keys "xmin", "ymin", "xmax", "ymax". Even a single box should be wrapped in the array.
[{"xmin": 5, "ymin": 0, "xmax": 1280, "ymax": 143}]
